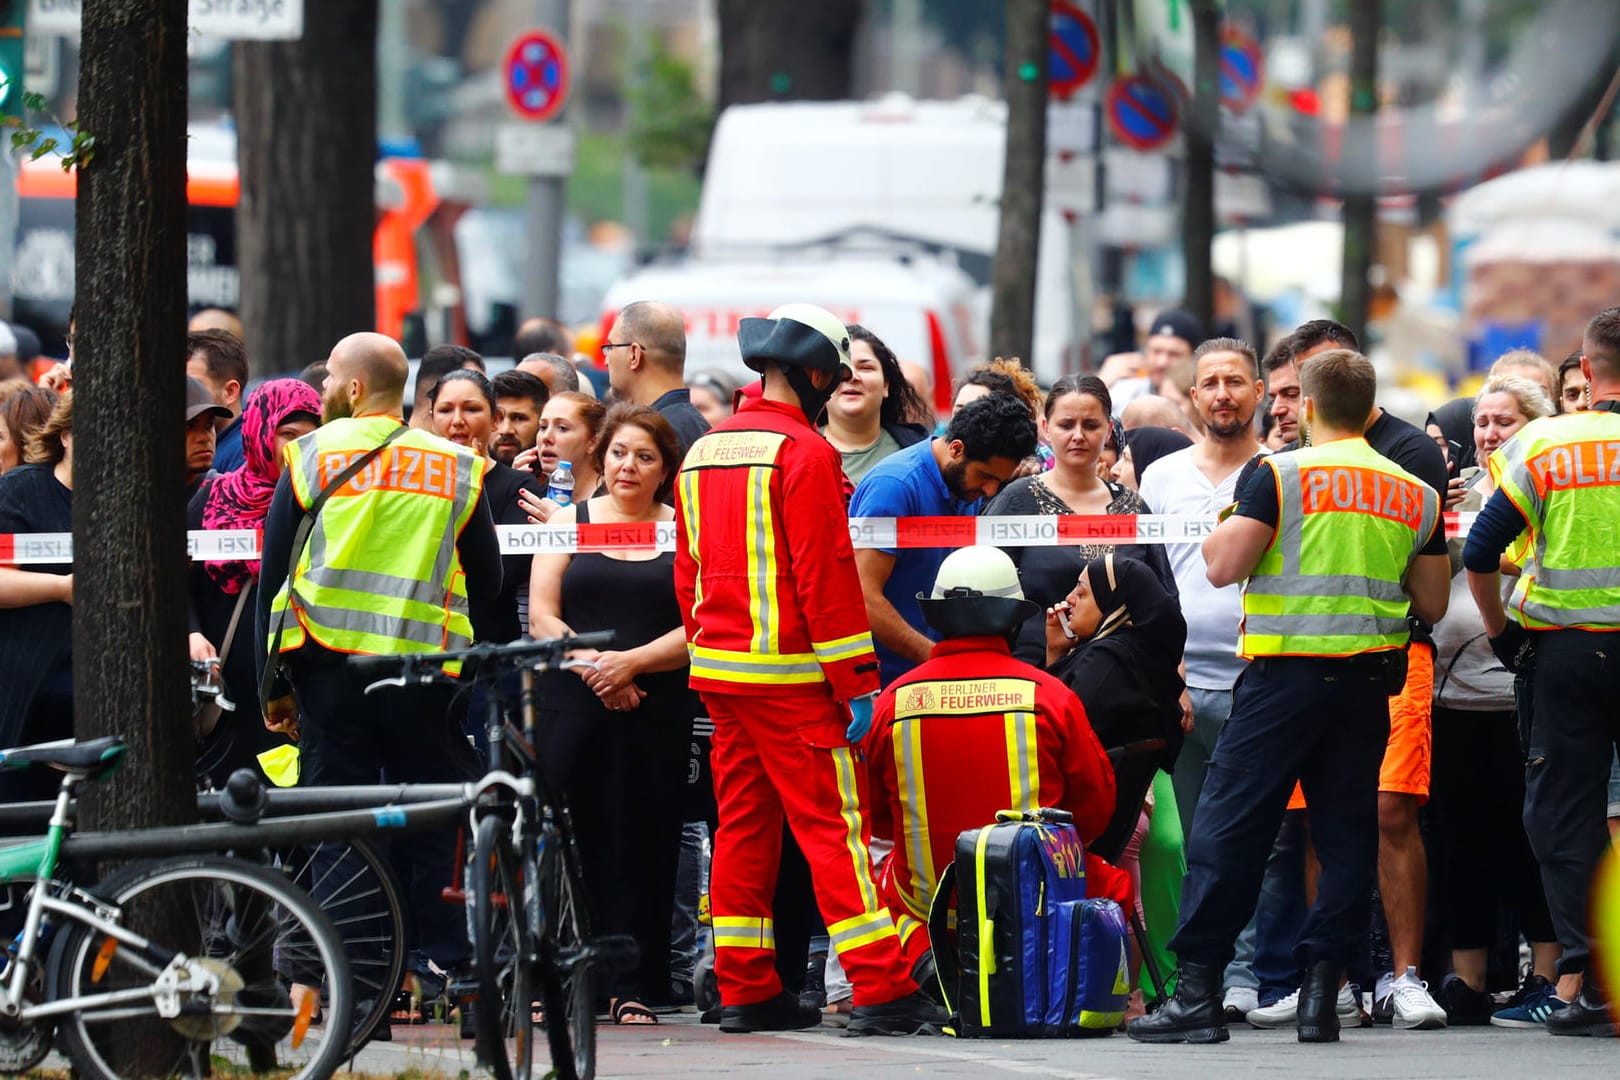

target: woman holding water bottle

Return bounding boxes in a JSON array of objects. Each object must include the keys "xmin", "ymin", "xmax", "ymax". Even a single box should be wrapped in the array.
[
  {"xmin": 430, "ymin": 369, "xmax": 544, "ymax": 642},
  {"xmin": 529, "ymin": 404, "xmax": 697, "ymax": 1026},
  {"xmin": 515, "ymin": 390, "xmax": 607, "ymax": 523}
]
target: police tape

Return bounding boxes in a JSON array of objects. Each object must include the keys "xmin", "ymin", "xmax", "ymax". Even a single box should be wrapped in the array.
[{"xmin": 0, "ymin": 511, "xmax": 1481, "ymax": 566}]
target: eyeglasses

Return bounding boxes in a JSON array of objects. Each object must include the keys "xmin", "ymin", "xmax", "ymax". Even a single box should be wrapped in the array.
[{"xmin": 600, "ymin": 341, "xmax": 636, "ymax": 358}]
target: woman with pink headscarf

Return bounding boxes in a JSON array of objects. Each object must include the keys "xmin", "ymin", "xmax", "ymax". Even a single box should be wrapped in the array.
[{"xmin": 187, "ymin": 378, "xmax": 322, "ymax": 785}]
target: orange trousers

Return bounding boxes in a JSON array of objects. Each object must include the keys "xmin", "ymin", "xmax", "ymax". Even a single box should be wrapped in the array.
[{"xmin": 703, "ymin": 691, "xmax": 916, "ymax": 1008}]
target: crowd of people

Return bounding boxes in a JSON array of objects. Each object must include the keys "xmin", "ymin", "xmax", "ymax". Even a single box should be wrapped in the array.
[{"xmin": 0, "ymin": 294, "xmax": 1616, "ymax": 1045}]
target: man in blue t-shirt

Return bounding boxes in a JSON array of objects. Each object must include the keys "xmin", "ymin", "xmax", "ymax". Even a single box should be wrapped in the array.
[{"xmin": 849, "ymin": 393, "xmax": 1037, "ymax": 685}]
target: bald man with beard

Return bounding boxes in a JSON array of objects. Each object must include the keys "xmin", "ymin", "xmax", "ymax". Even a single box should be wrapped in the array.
[{"xmin": 256, "ymin": 333, "xmax": 501, "ymax": 1023}]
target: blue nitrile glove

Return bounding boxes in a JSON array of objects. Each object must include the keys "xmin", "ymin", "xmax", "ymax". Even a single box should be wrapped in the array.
[{"xmin": 845, "ymin": 693, "xmax": 877, "ymax": 743}]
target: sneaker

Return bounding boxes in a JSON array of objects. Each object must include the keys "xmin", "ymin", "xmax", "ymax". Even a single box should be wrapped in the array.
[
  {"xmin": 1388, "ymin": 967, "xmax": 1447, "ymax": 1030},
  {"xmin": 1223, "ymin": 986, "xmax": 1259, "ymax": 1023},
  {"xmin": 1545, "ymin": 988, "xmax": 1617, "ymax": 1037},
  {"xmin": 1439, "ymin": 974, "xmax": 1495, "ymax": 1026},
  {"xmin": 1371, "ymin": 970, "xmax": 1395, "ymax": 1025},
  {"xmin": 1245, "ymin": 983, "xmax": 1361, "ymax": 1029},
  {"xmin": 1491, "ymin": 979, "xmax": 1569, "ymax": 1029}
]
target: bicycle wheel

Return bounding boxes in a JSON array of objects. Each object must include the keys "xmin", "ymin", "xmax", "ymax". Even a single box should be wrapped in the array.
[
  {"xmin": 278, "ymin": 836, "xmax": 407, "ymax": 1051},
  {"xmin": 471, "ymin": 812, "xmax": 535, "ymax": 1080},
  {"xmin": 47, "ymin": 855, "xmax": 352, "ymax": 1080},
  {"xmin": 536, "ymin": 814, "xmax": 595, "ymax": 1080}
]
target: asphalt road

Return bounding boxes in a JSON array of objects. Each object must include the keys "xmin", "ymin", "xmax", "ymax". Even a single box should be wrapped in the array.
[{"xmin": 340, "ymin": 1010, "xmax": 1619, "ymax": 1078}]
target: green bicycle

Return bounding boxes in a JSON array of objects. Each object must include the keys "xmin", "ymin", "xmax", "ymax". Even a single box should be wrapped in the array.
[{"xmin": 0, "ymin": 736, "xmax": 354, "ymax": 1079}]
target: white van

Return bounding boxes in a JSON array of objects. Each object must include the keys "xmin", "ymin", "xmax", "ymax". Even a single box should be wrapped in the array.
[
  {"xmin": 691, "ymin": 94, "xmax": 1078, "ymax": 383},
  {"xmin": 600, "ymin": 243, "xmax": 982, "ymax": 416}
]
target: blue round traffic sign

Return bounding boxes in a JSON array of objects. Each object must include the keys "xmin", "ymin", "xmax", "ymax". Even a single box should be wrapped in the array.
[
  {"xmin": 1049, "ymin": 1, "xmax": 1100, "ymax": 100},
  {"xmin": 1106, "ymin": 75, "xmax": 1178, "ymax": 151},
  {"xmin": 1219, "ymin": 28, "xmax": 1264, "ymax": 113},
  {"xmin": 504, "ymin": 29, "xmax": 570, "ymax": 122}
]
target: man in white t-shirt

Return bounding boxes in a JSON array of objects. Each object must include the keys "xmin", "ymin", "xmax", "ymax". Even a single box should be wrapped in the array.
[{"xmin": 1139, "ymin": 336, "xmax": 1305, "ymax": 1017}]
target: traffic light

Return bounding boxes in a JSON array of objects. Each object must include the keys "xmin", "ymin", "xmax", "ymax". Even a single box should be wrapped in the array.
[{"xmin": 0, "ymin": 0, "xmax": 23, "ymax": 119}]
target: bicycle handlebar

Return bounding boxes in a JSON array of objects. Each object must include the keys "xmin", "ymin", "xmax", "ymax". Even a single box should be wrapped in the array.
[{"xmin": 348, "ymin": 632, "xmax": 617, "ymax": 691}]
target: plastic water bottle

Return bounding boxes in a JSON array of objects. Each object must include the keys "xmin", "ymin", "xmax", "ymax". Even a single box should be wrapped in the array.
[{"xmin": 547, "ymin": 462, "xmax": 576, "ymax": 507}]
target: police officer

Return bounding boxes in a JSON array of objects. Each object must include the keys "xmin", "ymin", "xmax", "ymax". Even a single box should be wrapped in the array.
[
  {"xmin": 1464, "ymin": 307, "xmax": 1620, "ymax": 1037},
  {"xmin": 1129, "ymin": 349, "xmax": 1448, "ymax": 1045},
  {"xmin": 257, "ymin": 332, "xmax": 500, "ymax": 1002},
  {"xmin": 674, "ymin": 304, "xmax": 945, "ymax": 1036}
]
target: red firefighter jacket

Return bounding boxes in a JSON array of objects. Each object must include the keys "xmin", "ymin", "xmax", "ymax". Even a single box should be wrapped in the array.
[
  {"xmin": 674, "ymin": 397, "xmax": 879, "ymax": 703},
  {"xmin": 863, "ymin": 636, "xmax": 1120, "ymax": 920}
]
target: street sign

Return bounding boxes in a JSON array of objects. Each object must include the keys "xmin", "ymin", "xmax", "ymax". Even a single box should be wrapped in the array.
[
  {"xmin": 1047, "ymin": 102, "xmax": 1096, "ymax": 155},
  {"xmin": 1105, "ymin": 75, "xmax": 1178, "ymax": 152},
  {"xmin": 1048, "ymin": 1, "xmax": 1099, "ymax": 100},
  {"xmin": 495, "ymin": 121, "xmax": 576, "ymax": 178},
  {"xmin": 503, "ymin": 28, "xmax": 570, "ymax": 123},
  {"xmin": 29, "ymin": 0, "xmax": 306, "ymax": 40},
  {"xmin": 1219, "ymin": 26, "xmax": 1263, "ymax": 113}
]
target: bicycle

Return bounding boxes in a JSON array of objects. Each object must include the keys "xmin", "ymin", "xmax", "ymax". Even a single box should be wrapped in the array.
[
  {"xmin": 190, "ymin": 655, "xmax": 410, "ymax": 1055},
  {"xmin": 0, "ymin": 736, "xmax": 353, "ymax": 1079},
  {"xmin": 352, "ymin": 631, "xmax": 627, "ymax": 1080}
]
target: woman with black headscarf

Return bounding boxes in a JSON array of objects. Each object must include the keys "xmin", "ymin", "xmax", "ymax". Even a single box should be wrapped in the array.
[
  {"xmin": 1112, "ymin": 426, "xmax": 1194, "ymax": 492},
  {"xmin": 1046, "ymin": 553, "xmax": 1188, "ymax": 1007}
]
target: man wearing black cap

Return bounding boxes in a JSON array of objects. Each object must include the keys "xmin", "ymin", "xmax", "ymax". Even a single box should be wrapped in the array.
[
  {"xmin": 674, "ymin": 303, "xmax": 946, "ymax": 1037},
  {"xmin": 1099, "ymin": 309, "xmax": 1205, "ymax": 416},
  {"xmin": 186, "ymin": 375, "xmax": 232, "ymax": 500}
]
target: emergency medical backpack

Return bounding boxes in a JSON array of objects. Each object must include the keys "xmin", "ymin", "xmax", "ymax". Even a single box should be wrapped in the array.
[{"xmin": 927, "ymin": 808, "xmax": 1129, "ymax": 1037}]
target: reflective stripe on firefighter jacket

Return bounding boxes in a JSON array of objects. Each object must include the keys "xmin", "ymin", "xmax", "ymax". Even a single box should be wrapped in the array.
[{"xmin": 674, "ymin": 397, "xmax": 879, "ymax": 701}]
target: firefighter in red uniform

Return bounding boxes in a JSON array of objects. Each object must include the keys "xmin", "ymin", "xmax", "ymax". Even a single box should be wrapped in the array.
[
  {"xmin": 864, "ymin": 545, "xmax": 1131, "ymax": 970},
  {"xmin": 675, "ymin": 303, "xmax": 947, "ymax": 1036}
]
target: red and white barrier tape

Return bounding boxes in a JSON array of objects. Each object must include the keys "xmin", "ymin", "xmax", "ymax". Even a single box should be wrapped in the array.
[{"xmin": 0, "ymin": 512, "xmax": 1481, "ymax": 566}]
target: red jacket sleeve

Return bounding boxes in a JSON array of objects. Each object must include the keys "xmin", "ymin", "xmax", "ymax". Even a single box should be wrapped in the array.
[
  {"xmin": 673, "ymin": 471, "xmax": 699, "ymax": 642},
  {"xmin": 1051, "ymin": 682, "xmax": 1116, "ymax": 845},
  {"xmin": 862, "ymin": 687, "xmax": 899, "ymax": 842},
  {"xmin": 781, "ymin": 438, "xmax": 880, "ymax": 700}
]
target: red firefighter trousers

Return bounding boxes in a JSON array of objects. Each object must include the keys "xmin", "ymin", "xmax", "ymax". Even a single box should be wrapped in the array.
[{"xmin": 703, "ymin": 691, "xmax": 917, "ymax": 1008}]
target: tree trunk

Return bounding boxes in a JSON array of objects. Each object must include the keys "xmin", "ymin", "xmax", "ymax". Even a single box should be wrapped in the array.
[
  {"xmin": 74, "ymin": 9, "xmax": 195, "ymax": 1069},
  {"xmin": 1182, "ymin": 0, "xmax": 1221, "ymax": 332},
  {"xmin": 1340, "ymin": 0, "xmax": 1380, "ymax": 347},
  {"xmin": 716, "ymin": 0, "xmax": 863, "ymax": 110},
  {"xmin": 235, "ymin": 0, "xmax": 379, "ymax": 374},
  {"xmin": 988, "ymin": 0, "xmax": 1046, "ymax": 365},
  {"xmin": 73, "ymin": 0, "xmax": 194, "ymax": 833}
]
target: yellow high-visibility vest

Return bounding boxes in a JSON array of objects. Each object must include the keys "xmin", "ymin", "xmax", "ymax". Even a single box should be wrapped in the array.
[
  {"xmin": 267, "ymin": 415, "xmax": 484, "ymax": 658},
  {"xmin": 1490, "ymin": 409, "xmax": 1620, "ymax": 630},
  {"xmin": 1240, "ymin": 437, "xmax": 1438, "ymax": 658}
]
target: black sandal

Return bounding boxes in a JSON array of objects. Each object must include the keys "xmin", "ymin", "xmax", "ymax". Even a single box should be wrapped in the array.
[{"xmin": 611, "ymin": 998, "xmax": 658, "ymax": 1025}]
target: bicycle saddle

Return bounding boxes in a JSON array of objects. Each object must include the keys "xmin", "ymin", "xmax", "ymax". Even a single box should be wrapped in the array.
[{"xmin": 0, "ymin": 737, "xmax": 128, "ymax": 780}]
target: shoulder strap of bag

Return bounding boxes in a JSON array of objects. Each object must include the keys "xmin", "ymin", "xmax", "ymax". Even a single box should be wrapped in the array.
[
  {"xmin": 927, "ymin": 861, "xmax": 961, "ymax": 1025},
  {"xmin": 258, "ymin": 424, "xmax": 409, "ymax": 711}
]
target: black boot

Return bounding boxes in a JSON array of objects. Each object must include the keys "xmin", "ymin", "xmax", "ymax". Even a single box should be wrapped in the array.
[
  {"xmin": 719, "ymin": 990, "xmax": 823, "ymax": 1033},
  {"xmin": 1297, "ymin": 961, "xmax": 1343, "ymax": 1043},
  {"xmin": 845, "ymin": 989, "xmax": 948, "ymax": 1037},
  {"xmin": 1126, "ymin": 961, "xmax": 1228, "ymax": 1044},
  {"xmin": 800, "ymin": 950, "xmax": 828, "ymax": 1009}
]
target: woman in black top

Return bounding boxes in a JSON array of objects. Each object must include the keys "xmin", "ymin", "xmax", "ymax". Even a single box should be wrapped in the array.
[
  {"xmin": 530, "ymin": 405, "xmax": 697, "ymax": 1024},
  {"xmin": 0, "ymin": 395, "xmax": 74, "ymax": 802},
  {"xmin": 430, "ymin": 369, "xmax": 543, "ymax": 642},
  {"xmin": 984, "ymin": 375, "xmax": 1176, "ymax": 665},
  {"xmin": 1046, "ymin": 553, "xmax": 1188, "ymax": 1001}
]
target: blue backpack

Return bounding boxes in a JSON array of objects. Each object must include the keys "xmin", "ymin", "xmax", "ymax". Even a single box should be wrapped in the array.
[{"xmin": 927, "ymin": 809, "xmax": 1129, "ymax": 1037}]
